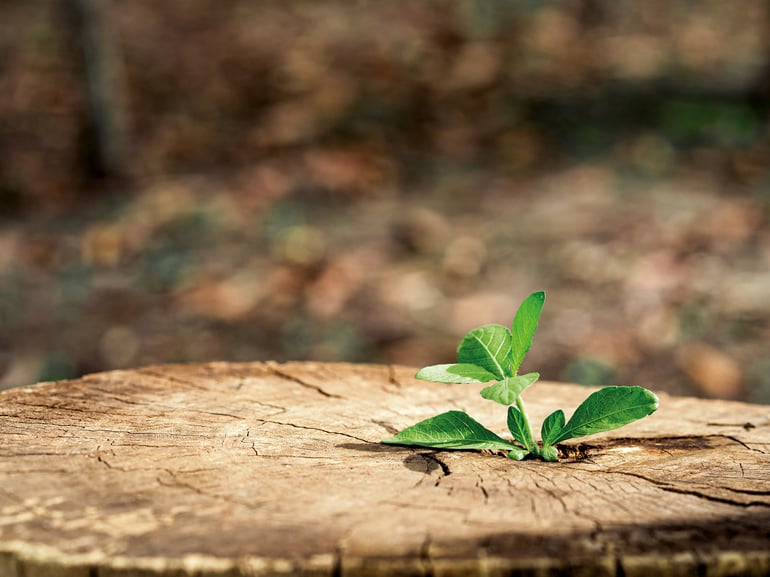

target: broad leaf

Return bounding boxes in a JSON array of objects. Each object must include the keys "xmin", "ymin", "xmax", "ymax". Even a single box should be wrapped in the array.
[
  {"xmin": 540, "ymin": 409, "xmax": 565, "ymax": 446},
  {"xmin": 416, "ymin": 363, "xmax": 498, "ymax": 384},
  {"xmin": 480, "ymin": 372, "xmax": 540, "ymax": 406},
  {"xmin": 510, "ymin": 291, "xmax": 545, "ymax": 374},
  {"xmin": 553, "ymin": 386, "xmax": 659, "ymax": 443},
  {"xmin": 456, "ymin": 324, "xmax": 512, "ymax": 380},
  {"xmin": 507, "ymin": 405, "xmax": 534, "ymax": 450},
  {"xmin": 382, "ymin": 410, "xmax": 516, "ymax": 451}
]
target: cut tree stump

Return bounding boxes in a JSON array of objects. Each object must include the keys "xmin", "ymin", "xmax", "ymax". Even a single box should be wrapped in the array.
[{"xmin": 1, "ymin": 361, "xmax": 769, "ymax": 576}]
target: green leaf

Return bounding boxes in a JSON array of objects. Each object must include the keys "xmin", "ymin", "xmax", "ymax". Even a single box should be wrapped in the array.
[
  {"xmin": 416, "ymin": 363, "xmax": 498, "ymax": 384},
  {"xmin": 540, "ymin": 445, "xmax": 559, "ymax": 462},
  {"xmin": 553, "ymin": 386, "xmax": 659, "ymax": 443},
  {"xmin": 382, "ymin": 410, "xmax": 516, "ymax": 451},
  {"xmin": 456, "ymin": 324, "xmax": 512, "ymax": 380},
  {"xmin": 480, "ymin": 372, "xmax": 540, "ymax": 405},
  {"xmin": 507, "ymin": 447, "xmax": 528, "ymax": 461},
  {"xmin": 510, "ymin": 291, "xmax": 545, "ymax": 374},
  {"xmin": 541, "ymin": 409, "xmax": 565, "ymax": 446},
  {"xmin": 507, "ymin": 405, "xmax": 534, "ymax": 450}
]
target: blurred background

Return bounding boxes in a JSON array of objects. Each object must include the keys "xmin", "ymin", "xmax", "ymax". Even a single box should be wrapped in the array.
[{"xmin": 1, "ymin": 0, "xmax": 769, "ymax": 401}]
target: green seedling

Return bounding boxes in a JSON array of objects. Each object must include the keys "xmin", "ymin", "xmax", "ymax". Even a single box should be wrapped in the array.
[{"xmin": 382, "ymin": 291, "xmax": 658, "ymax": 461}]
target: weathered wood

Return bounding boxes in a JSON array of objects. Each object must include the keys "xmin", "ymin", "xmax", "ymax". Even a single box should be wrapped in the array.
[{"xmin": 1, "ymin": 361, "xmax": 769, "ymax": 576}]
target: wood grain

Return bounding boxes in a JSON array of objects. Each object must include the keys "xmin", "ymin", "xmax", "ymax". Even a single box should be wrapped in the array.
[{"xmin": 1, "ymin": 361, "xmax": 769, "ymax": 576}]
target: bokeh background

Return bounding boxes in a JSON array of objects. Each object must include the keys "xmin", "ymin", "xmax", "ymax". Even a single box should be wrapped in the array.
[{"xmin": 1, "ymin": 0, "xmax": 769, "ymax": 401}]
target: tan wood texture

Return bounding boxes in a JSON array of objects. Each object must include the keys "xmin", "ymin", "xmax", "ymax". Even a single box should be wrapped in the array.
[{"xmin": 1, "ymin": 361, "xmax": 769, "ymax": 576}]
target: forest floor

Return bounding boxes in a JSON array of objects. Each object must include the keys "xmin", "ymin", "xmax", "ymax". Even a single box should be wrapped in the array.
[{"xmin": 2, "ymin": 157, "xmax": 769, "ymax": 402}]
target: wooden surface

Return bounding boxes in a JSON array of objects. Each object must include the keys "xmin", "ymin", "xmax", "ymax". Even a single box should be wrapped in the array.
[{"xmin": 1, "ymin": 361, "xmax": 769, "ymax": 576}]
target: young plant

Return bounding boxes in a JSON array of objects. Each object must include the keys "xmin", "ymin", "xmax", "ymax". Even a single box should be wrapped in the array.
[{"xmin": 382, "ymin": 291, "xmax": 658, "ymax": 461}]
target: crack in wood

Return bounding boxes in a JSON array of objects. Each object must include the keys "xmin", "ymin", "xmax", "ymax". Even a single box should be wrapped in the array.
[
  {"xmin": 656, "ymin": 485, "xmax": 770, "ymax": 508},
  {"xmin": 179, "ymin": 408, "xmax": 247, "ymax": 420},
  {"xmin": 531, "ymin": 479, "xmax": 568, "ymax": 514},
  {"xmin": 13, "ymin": 400, "xmax": 111, "ymax": 415},
  {"xmin": 254, "ymin": 418, "xmax": 370, "ymax": 444},
  {"xmin": 249, "ymin": 400, "xmax": 288, "ymax": 418},
  {"xmin": 608, "ymin": 470, "xmax": 770, "ymax": 509},
  {"xmin": 156, "ymin": 469, "xmax": 264, "ymax": 510},
  {"xmin": 1, "ymin": 468, "xmax": 74, "ymax": 475},
  {"xmin": 707, "ymin": 485, "xmax": 770, "ymax": 497},
  {"xmin": 722, "ymin": 434, "xmax": 767, "ymax": 454},
  {"xmin": 265, "ymin": 362, "xmax": 343, "ymax": 399},
  {"xmin": 53, "ymin": 423, "xmax": 214, "ymax": 437},
  {"xmin": 4, "ymin": 416, "xmax": 221, "ymax": 439},
  {"xmin": 476, "ymin": 476, "xmax": 489, "ymax": 504},
  {"xmin": 95, "ymin": 404, "xmax": 251, "ymax": 421},
  {"xmin": 527, "ymin": 467, "xmax": 569, "ymax": 514},
  {"xmin": 707, "ymin": 421, "xmax": 757, "ymax": 430},
  {"xmin": 240, "ymin": 429, "xmax": 260, "ymax": 456},
  {"xmin": 138, "ymin": 369, "xmax": 216, "ymax": 392},
  {"xmin": 84, "ymin": 387, "xmax": 155, "ymax": 407},
  {"xmin": 97, "ymin": 455, "xmax": 117, "ymax": 470},
  {"xmin": 369, "ymin": 419, "xmax": 399, "ymax": 435},
  {"xmin": 561, "ymin": 434, "xmax": 768, "ymax": 462}
]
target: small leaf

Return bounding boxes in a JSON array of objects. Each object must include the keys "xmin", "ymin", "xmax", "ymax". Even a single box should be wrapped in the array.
[
  {"xmin": 382, "ymin": 410, "xmax": 516, "ymax": 451},
  {"xmin": 416, "ymin": 363, "xmax": 498, "ymax": 384},
  {"xmin": 480, "ymin": 372, "xmax": 540, "ymax": 406},
  {"xmin": 540, "ymin": 445, "xmax": 559, "ymax": 462},
  {"xmin": 553, "ymin": 386, "xmax": 659, "ymax": 443},
  {"xmin": 507, "ymin": 405, "xmax": 534, "ymax": 450},
  {"xmin": 541, "ymin": 409, "xmax": 565, "ymax": 446},
  {"xmin": 479, "ymin": 380, "xmax": 512, "ymax": 406},
  {"xmin": 456, "ymin": 324, "xmax": 512, "ymax": 380},
  {"xmin": 510, "ymin": 291, "xmax": 545, "ymax": 374},
  {"xmin": 507, "ymin": 447, "xmax": 528, "ymax": 461}
]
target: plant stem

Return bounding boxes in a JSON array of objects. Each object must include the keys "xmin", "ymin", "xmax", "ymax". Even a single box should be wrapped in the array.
[{"xmin": 515, "ymin": 395, "xmax": 537, "ymax": 454}]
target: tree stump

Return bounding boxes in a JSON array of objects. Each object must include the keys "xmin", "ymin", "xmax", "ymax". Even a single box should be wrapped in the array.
[{"xmin": 1, "ymin": 361, "xmax": 769, "ymax": 577}]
